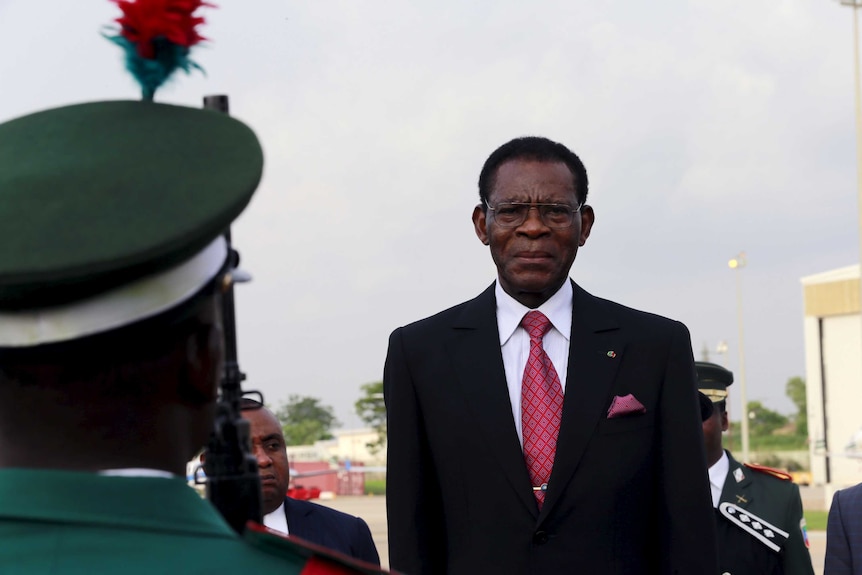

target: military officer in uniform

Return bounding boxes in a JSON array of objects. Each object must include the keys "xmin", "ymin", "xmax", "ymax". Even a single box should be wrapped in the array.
[{"xmin": 697, "ymin": 361, "xmax": 815, "ymax": 575}]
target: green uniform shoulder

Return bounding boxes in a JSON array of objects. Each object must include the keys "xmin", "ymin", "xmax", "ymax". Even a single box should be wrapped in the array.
[
  {"xmin": 744, "ymin": 462, "xmax": 801, "ymax": 500},
  {"xmin": 244, "ymin": 522, "xmax": 389, "ymax": 575}
]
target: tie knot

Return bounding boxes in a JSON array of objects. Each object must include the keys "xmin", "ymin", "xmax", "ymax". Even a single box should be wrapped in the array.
[{"xmin": 521, "ymin": 310, "xmax": 552, "ymax": 342}]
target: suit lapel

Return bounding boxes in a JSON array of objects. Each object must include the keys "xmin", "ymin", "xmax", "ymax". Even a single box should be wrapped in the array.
[
  {"xmin": 540, "ymin": 282, "xmax": 624, "ymax": 520},
  {"xmin": 283, "ymin": 497, "xmax": 314, "ymax": 540},
  {"xmin": 447, "ymin": 283, "xmax": 538, "ymax": 517}
]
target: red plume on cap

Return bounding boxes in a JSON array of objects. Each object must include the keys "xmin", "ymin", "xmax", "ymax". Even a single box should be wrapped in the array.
[{"xmin": 106, "ymin": 0, "xmax": 215, "ymax": 101}]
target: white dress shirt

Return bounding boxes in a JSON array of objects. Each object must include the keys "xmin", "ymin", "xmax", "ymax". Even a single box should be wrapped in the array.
[
  {"xmin": 707, "ymin": 450, "xmax": 729, "ymax": 508},
  {"xmin": 263, "ymin": 501, "xmax": 289, "ymax": 534},
  {"xmin": 496, "ymin": 280, "xmax": 572, "ymax": 447}
]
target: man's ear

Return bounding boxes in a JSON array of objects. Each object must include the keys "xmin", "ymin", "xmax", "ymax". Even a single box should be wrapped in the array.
[
  {"xmin": 579, "ymin": 205, "xmax": 595, "ymax": 247},
  {"xmin": 720, "ymin": 410, "xmax": 729, "ymax": 433},
  {"xmin": 472, "ymin": 205, "xmax": 490, "ymax": 245}
]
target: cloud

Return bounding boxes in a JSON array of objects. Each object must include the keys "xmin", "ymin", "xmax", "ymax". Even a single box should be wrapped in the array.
[{"xmin": 1, "ymin": 0, "xmax": 856, "ymax": 421}]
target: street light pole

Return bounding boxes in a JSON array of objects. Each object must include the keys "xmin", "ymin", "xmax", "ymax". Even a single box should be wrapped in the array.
[
  {"xmin": 836, "ymin": 0, "xmax": 862, "ymax": 343},
  {"xmin": 715, "ymin": 340, "xmax": 728, "ymax": 367},
  {"xmin": 729, "ymin": 252, "xmax": 750, "ymax": 463}
]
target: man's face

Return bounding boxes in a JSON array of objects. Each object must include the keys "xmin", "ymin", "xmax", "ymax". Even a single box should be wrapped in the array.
[
  {"xmin": 701, "ymin": 403, "xmax": 728, "ymax": 466},
  {"xmin": 473, "ymin": 159, "xmax": 594, "ymax": 308},
  {"xmin": 242, "ymin": 407, "xmax": 291, "ymax": 515}
]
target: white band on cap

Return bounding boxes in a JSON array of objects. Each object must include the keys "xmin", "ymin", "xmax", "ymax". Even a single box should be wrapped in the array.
[{"xmin": 0, "ymin": 237, "xmax": 228, "ymax": 348}]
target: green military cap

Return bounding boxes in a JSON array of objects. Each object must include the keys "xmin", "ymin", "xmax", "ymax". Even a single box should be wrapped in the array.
[
  {"xmin": 695, "ymin": 361, "xmax": 734, "ymax": 403},
  {"xmin": 0, "ymin": 0, "xmax": 264, "ymax": 349},
  {"xmin": 0, "ymin": 101, "xmax": 263, "ymax": 347}
]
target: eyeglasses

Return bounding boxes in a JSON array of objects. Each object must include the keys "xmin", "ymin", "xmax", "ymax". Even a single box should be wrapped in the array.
[{"xmin": 485, "ymin": 201, "xmax": 582, "ymax": 229}]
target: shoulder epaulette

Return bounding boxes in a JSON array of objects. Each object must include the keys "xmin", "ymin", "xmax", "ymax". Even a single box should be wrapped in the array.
[
  {"xmin": 243, "ymin": 522, "xmax": 390, "ymax": 574},
  {"xmin": 718, "ymin": 502, "xmax": 789, "ymax": 552},
  {"xmin": 744, "ymin": 462, "xmax": 792, "ymax": 481}
]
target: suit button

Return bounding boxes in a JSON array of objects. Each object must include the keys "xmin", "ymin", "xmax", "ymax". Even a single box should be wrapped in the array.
[{"xmin": 533, "ymin": 531, "xmax": 549, "ymax": 545}]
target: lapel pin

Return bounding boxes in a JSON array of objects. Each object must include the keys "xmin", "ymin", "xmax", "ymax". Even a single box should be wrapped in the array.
[
  {"xmin": 606, "ymin": 351, "xmax": 616, "ymax": 358},
  {"xmin": 735, "ymin": 494, "xmax": 748, "ymax": 504},
  {"xmin": 734, "ymin": 468, "xmax": 745, "ymax": 483}
]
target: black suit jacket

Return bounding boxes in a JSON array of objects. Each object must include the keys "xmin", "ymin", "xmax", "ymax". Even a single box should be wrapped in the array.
[
  {"xmin": 283, "ymin": 497, "xmax": 380, "ymax": 565},
  {"xmin": 826, "ymin": 482, "xmax": 862, "ymax": 575},
  {"xmin": 384, "ymin": 281, "xmax": 717, "ymax": 575}
]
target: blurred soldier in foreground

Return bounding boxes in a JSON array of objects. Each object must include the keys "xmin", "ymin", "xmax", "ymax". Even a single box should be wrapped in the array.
[
  {"xmin": 697, "ymin": 361, "xmax": 815, "ymax": 575},
  {"xmin": 0, "ymin": 1, "xmax": 386, "ymax": 573}
]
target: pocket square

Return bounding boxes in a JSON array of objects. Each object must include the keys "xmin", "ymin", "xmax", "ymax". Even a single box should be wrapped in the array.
[{"xmin": 606, "ymin": 394, "xmax": 646, "ymax": 418}]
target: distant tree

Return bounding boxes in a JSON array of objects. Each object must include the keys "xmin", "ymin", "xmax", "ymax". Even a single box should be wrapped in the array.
[
  {"xmin": 747, "ymin": 400, "xmax": 789, "ymax": 437},
  {"xmin": 785, "ymin": 376, "xmax": 808, "ymax": 437},
  {"xmin": 275, "ymin": 395, "xmax": 340, "ymax": 446},
  {"xmin": 355, "ymin": 381, "xmax": 386, "ymax": 455}
]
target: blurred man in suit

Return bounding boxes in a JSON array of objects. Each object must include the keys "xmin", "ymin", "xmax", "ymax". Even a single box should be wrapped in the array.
[
  {"xmin": 384, "ymin": 136, "xmax": 717, "ymax": 574},
  {"xmin": 241, "ymin": 400, "xmax": 380, "ymax": 564}
]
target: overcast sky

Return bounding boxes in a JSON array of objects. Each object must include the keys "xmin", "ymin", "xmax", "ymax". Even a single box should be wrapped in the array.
[{"xmin": 1, "ymin": 0, "xmax": 858, "ymax": 428}]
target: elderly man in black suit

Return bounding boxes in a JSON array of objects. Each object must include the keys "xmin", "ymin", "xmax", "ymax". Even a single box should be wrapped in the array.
[
  {"xmin": 240, "ymin": 400, "xmax": 380, "ymax": 565},
  {"xmin": 383, "ymin": 136, "xmax": 717, "ymax": 574}
]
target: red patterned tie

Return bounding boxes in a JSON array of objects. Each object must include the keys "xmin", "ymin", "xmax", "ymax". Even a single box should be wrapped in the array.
[{"xmin": 521, "ymin": 310, "xmax": 564, "ymax": 510}]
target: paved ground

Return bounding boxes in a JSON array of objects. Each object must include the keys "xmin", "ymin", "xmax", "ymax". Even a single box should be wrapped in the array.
[
  {"xmin": 800, "ymin": 485, "xmax": 828, "ymax": 575},
  {"xmin": 319, "ymin": 492, "xmax": 829, "ymax": 574},
  {"xmin": 801, "ymin": 484, "xmax": 828, "ymax": 511},
  {"xmin": 810, "ymin": 531, "xmax": 826, "ymax": 575}
]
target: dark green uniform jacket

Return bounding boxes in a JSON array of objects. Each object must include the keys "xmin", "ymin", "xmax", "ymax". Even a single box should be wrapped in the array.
[
  {"xmin": 0, "ymin": 469, "xmax": 383, "ymax": 575},
  {"xmin": 715, "ymin": 451, "xmax": 815, "ymax": 575}
]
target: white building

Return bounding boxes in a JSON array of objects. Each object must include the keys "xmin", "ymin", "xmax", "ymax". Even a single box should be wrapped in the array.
[
  {"xmin": 286, "ymin": 427, "xmax": 386, "ymax": 467},
  {"xmin": 802, "ymin": 264, "xmax": 862, "ymax": 490}
]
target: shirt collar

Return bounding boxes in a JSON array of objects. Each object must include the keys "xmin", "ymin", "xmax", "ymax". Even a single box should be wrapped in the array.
[
  {"xmin": 708, "ymin": 450, "xmax": 729, "ymax": 491},
  {"xmin": 496, "ymin": 279, "xmax": 573, "ymax": 345},
  {"xmin": 263, "ymin": 501, "xmax": 288, "ymax": 534},
  {"xmin": 264, "ymin": 500, "xmax": 286, "ymax": 521}
]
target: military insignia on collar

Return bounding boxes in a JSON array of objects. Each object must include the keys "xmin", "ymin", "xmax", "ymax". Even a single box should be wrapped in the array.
[
  {"xmin": 719, "ymin": 502, "xmax": 788, "ymax": 553},
  {"xmin": 735, "ymin": 494, "xmax": 748, "ymax": 504},
  {"xmin": 733, "ymin": 467, "xmax": 745, "ymax": 483}
]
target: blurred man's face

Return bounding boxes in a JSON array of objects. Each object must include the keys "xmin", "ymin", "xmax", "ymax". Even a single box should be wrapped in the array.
[
  {"xmin": 702, "ymin": 402, "xmax": 728, "ymax": 467},
  {"xmin": 243, "ymin": 407, "xmax": 290, "ymax": 515}
]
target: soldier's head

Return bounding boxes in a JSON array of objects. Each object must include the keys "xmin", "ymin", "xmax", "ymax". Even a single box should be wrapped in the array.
[
  {"xmin": 0, "ymin": 101, "xmax": 262, "ymax": 475},
  {"xmin": 696, "ymin": 362, "xmax": 733, "ymax": 467}
]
